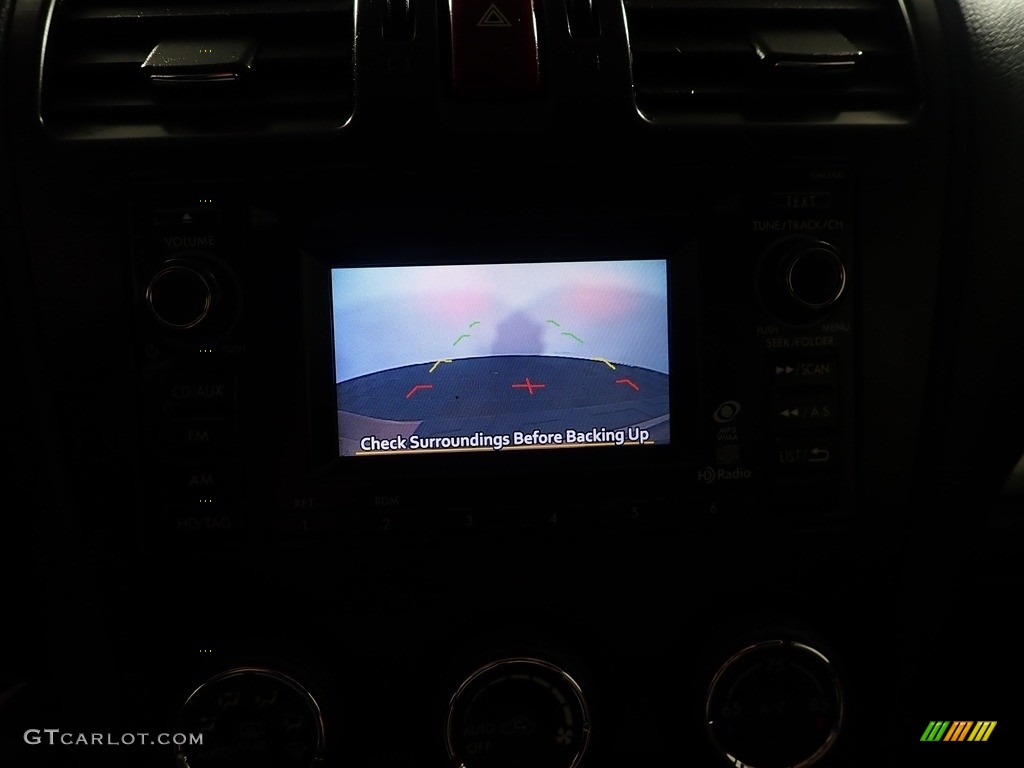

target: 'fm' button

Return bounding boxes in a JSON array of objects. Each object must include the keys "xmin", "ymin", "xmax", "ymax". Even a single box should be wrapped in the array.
[{"xmin": 449, "ymin": 0, "xmax": 541, "ymax": 95}]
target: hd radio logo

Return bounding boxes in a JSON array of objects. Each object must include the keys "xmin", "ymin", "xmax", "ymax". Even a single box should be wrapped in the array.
[{"xmin": 920, "ymin": 721, "xmax": 997, "ymax": 742}]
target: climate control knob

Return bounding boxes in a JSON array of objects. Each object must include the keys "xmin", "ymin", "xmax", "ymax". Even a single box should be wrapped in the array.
[
  {"xmin": 446, "ymin": 657, "xmax": 591, "ymax": 768},
  {"xmin": 705, "ymin": 639, "xmax": 844, "ymax": 768},
  {"xmin": 174, "ymin": 667, "xmax": 325, "ymax": 768}
]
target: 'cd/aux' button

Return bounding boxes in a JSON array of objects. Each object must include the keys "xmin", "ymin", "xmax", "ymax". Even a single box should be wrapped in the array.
[{"xmin": 161, "ymin": 376, "xmax": 235, "ymax": 412}]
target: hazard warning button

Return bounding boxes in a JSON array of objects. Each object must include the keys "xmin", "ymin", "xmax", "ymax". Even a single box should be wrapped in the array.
[{"xmin": 448, "ymin": 0, "xmax": 541, "ymax": 95}]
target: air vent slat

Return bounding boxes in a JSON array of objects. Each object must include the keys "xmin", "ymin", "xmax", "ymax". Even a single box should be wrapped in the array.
[
  {"xmin": 57, "ymin": 45, "xmax": 347, "ymax": 71},
  {"xmin": 60, "ymin": 48, "xmax": 153, "ymax": 68},
  {"xmin": 623, "ymin": 0, "xmax": 920, "ymax": 123},
  {"xmin": 42, "ymin": 0, "xmax": 354, "ymax": 139},
  {"xmin": 633, "ymin": 40, "xmax": 753, "ymax": 56},
  {"xmin": 49, "ymin": 89, "xmax": 346, "ymax": 117},
  {"xmin": 65, "ymin": 0, "xmax": 347, "ymax": 22},
  {"xmin": 625, "ymin": 0, "xmax": 883, "ymax": 11}
]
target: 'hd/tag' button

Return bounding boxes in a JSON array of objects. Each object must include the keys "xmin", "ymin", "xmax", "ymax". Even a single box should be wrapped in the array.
[{"xmin": 448, "ymin": 0, "xmax": 541, "ymax": 96}]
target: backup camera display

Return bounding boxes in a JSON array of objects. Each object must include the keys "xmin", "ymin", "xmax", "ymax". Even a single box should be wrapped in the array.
[{"xmin": 331, "ymin": 260, "xmax": 670, "ymax": 456}]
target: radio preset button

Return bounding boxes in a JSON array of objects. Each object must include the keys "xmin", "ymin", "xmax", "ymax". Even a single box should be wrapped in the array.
[
  {"xmin": 355, "ymin": 508, "xmax": 425, "ymax": 535},
  {"xmin": 270, "ymin": 515, "xmax": 332, "ymax": 534}
]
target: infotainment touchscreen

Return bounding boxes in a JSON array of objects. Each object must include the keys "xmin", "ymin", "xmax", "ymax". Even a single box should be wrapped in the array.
[{"xmin": 330, "ymin": 260, "xmax": 670, "ymax": 456}]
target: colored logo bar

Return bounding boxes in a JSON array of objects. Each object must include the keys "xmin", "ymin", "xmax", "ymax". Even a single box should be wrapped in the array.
[{"xmin": 920, "ymin": 721, "xmax": 997, "ymax": 742}]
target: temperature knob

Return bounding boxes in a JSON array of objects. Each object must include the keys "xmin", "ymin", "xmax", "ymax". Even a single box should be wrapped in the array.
[
  {"xmin": 174, "ymin": 667, "xmax": 325, "ymax": 768},
  {"xmin": 446, "ymin": 657, "xmax": 591, "ymax": 768},
  {"xmin": 705, "ymin": 640, "xmax": 844, "ymax": 768}
]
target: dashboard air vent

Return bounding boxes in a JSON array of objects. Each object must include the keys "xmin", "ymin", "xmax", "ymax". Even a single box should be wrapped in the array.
[
  {"xmin": 622, "ymin": 0, "xmax": 920, "ymax": 124},
  {"xmin": 41, "ymin": 0, "xmax": 354, "ymax": 139}
]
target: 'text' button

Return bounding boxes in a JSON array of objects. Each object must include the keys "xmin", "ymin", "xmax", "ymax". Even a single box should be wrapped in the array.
[{"xmin": 770, "ymin": 192, "xmax": 833, "ymax": 211}]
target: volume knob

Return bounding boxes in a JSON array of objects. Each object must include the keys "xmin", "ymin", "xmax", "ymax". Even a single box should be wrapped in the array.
[{"xmin": 146, "ymin": 262, "xmax": 214, "ymax": 330}]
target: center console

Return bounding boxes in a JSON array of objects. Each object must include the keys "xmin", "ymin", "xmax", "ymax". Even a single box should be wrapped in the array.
[{"xmin": 133, "ymin": 162, "xmax": 856, "ymax": 548}]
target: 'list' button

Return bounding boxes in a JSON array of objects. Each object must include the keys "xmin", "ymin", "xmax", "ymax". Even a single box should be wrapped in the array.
[{"xmin": 776, "ymin": 442, "xmax": 837, "ymax": 471}]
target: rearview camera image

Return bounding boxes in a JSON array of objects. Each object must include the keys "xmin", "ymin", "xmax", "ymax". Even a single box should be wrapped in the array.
[{"xmin": 332, "ymin": 260, "xmax": 670, "ymax": 456}]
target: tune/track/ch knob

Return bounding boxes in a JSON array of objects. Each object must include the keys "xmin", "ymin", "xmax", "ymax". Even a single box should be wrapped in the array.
[
  {"xmin": 783, "ymin": 244, "xmax": 846, "ymax": 310},
  {"xmin": 757, "ymin": 238, "xmax": 847, "ymax": 325}
]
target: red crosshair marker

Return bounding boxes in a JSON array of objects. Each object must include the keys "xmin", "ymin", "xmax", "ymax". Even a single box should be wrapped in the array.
[
  {"xmin": 406, "ymin": 384, "xmax": 433, "ymax": 399},
  {"xmin": 511, "ymin": 378, "xmax": 546, "ymax": 395}
]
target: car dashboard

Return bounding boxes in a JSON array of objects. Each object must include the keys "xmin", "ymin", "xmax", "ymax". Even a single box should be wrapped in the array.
[{"xmin": 1, "ymin": 0, "xmax": 1022, "ymax": 767}]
